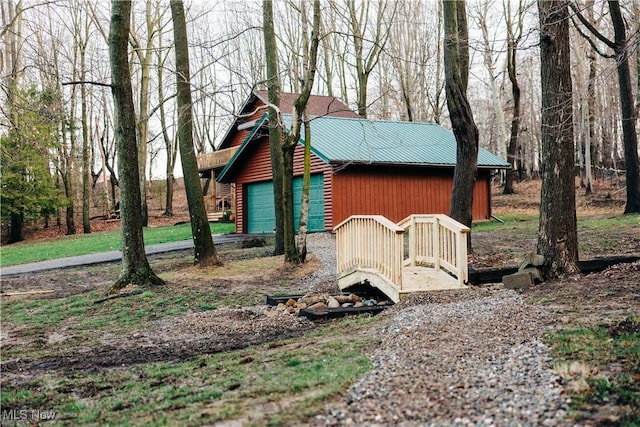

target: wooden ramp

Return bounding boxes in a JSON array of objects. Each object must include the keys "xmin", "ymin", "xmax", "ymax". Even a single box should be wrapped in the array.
[{"xmin": 335, "ymin": 215, "xmax": 470, "ymax": 303}]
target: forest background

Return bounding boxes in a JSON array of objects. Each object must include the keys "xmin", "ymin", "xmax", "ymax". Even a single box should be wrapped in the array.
[{"xmin": 1, "ymin": 0, "xmax": 639, "ymax": 244}]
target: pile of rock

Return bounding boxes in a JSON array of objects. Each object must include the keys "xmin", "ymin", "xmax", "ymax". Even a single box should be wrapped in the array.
[{"xmin": 271, "ymin": 293, "xmax": 389, "ymax": 316}]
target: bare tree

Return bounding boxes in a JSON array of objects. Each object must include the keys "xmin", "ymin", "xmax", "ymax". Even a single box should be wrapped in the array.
[
  {"xmin": 45, "ymin": 25, "xmax": 77, "ymax": 236},
  {"xmin": 292, "ymin": 0, "xmax": 321, "ymax": 263},
  {"xmin": 571, "ymin": 1, "xmax": 640, "ymax": 213},
  {"xmin": 471, "ymin": 0, "xmax": 508, "ymax": 163},
  {"xmin": 109, "ymin": 0, "xmax": 165, "ymax": 292},
  {"xmin": 130, "ymin": 0, "xmax": 163, "ymax": 226},
  {"xmin": 320, "ymin": 4, "xmax": 350, "ymax": 102},
  {"xmin": 263, "ymin": 0, "xmax": 320, "ymax": 263},
  {"xmin": 155, "ymin": 25, "xmax": 178, "ymax": 217},
  {"xmin": 571, "ymin": 0, "xmax": 597, "ymax": 195},
  {"xmin": 99, "ymin": 89, "xmax": 119, "ymax": 211},
  {"xmin": 263, "ymin": 0, "xmax": 285, "ymax": 256},
  {"xmin": 503, "ymin": 0, "xmax": 532, "ymax": 194},
  {"xmin": 443, "ymin": 0, "xmax": 479, "ymax": 251},
  {"xmin": 96, "ymin": 97, "xmax": 114, "ymax": 218},
  {"xmin": 387, "ymin": 0, "xmax": 444, "ymax": 122},
  {"xmin": 71, "ymin": 3, "xmax": 93, "ymax": 233},
  {"xmin": 170, "ymin": 0, "xmax": 220, "ymax": 266},
  {"xmin": 537, "ymin": 0, "xmax": 579, "ymax": 278},
  {"xmin": 328, "ymin": 0, "xmax": 395, "ymax": 117}
]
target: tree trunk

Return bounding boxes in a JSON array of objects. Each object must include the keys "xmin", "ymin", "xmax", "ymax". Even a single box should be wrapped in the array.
[
  {"xmin": 571, "ymin": 1, "xmax": 640, "ymax": 212},
  {"xmin": 134, "ymin": 1, "xmax": 156, "ymax": 227},
  {"xmin": 268, "ymin": 0, "xmax": 320, "ymax": 264},
  {"xmin": 63, "ymin": 98, "xmax": 76, "ymax": 236},
  {"xmin": 63, "ymin": 172, "xmax": 75, "ymax": 235},
  {"xmin": 503, "ymin": 74, "xmax": 520, "ymax": 194},
  {"xmin": 432, "ymin": 1, "xmax": 445, "ymax": 124},
  {"xmin": 164, "ymin": 173, "xmax": 174, "ymax": 216},
  {"xmin": 537, "ymin": 0, "xmax": 580, "ymax": 279},
  {"xmin": 81, "ymin": 71, "xmax": 91, "ymax": 233},
  {"xmin": 9, "ymin": 211, "xmax": 24, "ymax": 243},
  {"xmin": 608, "ymin": 1, "xmax": 640, "ymax": 213},
  {"xmin": 156, "ymin": 28, "xmax": 176, "ymax": 217},
  {"xmin": 475, "ymin": 1, "xmax": 507, "ymax": 162},
  {"xmin": 281, "ymin": 142, "xmax": 297, "ymax": 262},
  {"xmin": 100, "ymin": 152, "xmax": 111, "ymax": 218},
  {"xmin": 108, "ymin": 0, "xmax": 164, "ymax": 293},
  {"xmin": 4, "ymin": 0, "xmax": 21, "ymax": 243},
  {"xmin": 443, "ymin": 0, "xmax": 478, "ymax": 252},
  {"xmin": 585, "ymin": 50, "xmax": 596, "ymax": 195},
  {"xmin": 170, "ymin": 0, "xmax": 220, "ymax": 266},
  {"xmin": 263, "ymin": 0, "xmax": 285, "ymax": 255},
  {"xmin": 503, "ymin": 0, "xmax": 525, "ymax": 195},
  {"xmin": 297, "ymin": 113, "xmax": 312, "ymax": 263}
]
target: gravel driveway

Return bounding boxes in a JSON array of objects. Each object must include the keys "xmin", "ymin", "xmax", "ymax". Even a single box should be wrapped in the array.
[{"xmin": 304, "ymin": 233, "xmax": 570, "ymax": 426}]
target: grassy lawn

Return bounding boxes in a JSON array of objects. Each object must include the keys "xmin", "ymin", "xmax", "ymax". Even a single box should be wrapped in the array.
[
  {"xmin": 0, "ymin": 316, "xmax": 374, "ymax": 426},
  {"xmin": 548, "ymin": 319, "xmax": 640, "ymax": 425},
  {"xmin": 0, "ymin": 245, "xmax": 377, "ymax": 426},
  {"xmin": 473, "ymin": 213, "xmax": 639, "ymax": 255},
  {"xmin": 473, "ymin": 212, "xmax": 640, "ymax": 233},
  {"xmin": 0, "ymin": 222, "xmax": 235, "ymax": 267}
]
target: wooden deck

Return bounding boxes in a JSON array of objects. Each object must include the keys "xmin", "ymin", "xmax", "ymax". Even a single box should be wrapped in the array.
[
  {"xmin": 401, "ymin": 266, "xmax": 465, "ymax": 292},
  {"xmin": 197, "ymin": 147, "xmax": 238, "ymax": 172},
  {"xmin": 335, "ymin": 214, "xmax": 470, "ymax": 303}
]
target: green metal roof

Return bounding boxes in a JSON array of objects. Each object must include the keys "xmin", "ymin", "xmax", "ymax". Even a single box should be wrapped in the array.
[
  {"xmin": 291, "ymin": 115, "xmax": 511, "ymax": 168},
  {"xmin": 218, "ymin": 114, "xmax": 510, "ymax": 182}
]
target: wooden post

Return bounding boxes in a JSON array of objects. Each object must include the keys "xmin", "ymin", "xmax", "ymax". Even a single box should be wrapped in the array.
[
  {"xmin": 409, "ymin": 215, "xmax": 416, "ymax": 266},
  {"xmin": 433, "ymin": 218, "xmax": 441, "ymax": 270}
]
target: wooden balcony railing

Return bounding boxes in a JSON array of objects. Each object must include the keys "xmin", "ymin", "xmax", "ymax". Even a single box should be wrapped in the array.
[
  {"xmin": 334, "ymin": 215, "xmax": 405, "ymax": 288},
  {"xmin": 197, "ymin": 147, "xmax": 239, "ymax": 171}
]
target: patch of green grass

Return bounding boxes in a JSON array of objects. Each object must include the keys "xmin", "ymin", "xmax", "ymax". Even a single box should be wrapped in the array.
[
  {"xmin": 200, "ymin": 303, "xmax": 217, "ymax": 311},
  {"xmin": 548, "ymin": 317, "xmax": 640, "ymax": 423},
  {"xmin": 528, "ymin": 295, "xmax": 556, "ymax": 304},
  {"xmin": 0, "ymin": 236, "xmax": 380, "ymax": 426},
  {"xmin": 0, "ymin": 285, "xmax": 222, "ymax": 360},
  {"xmin": 0, "ymin": 222, "xmax": 235, "ymax": 267},
  {"xmin": 577, "ymin": 214, "xmax": 639, "ymax": 255},
  {"xmin": 1, "ymin": 317, "xmax": 375, "ymax": 426},
  {"xmin": 472, "ymin": 215, "xmax": 539, "ymax": 242},
  {"xmin": 474, "ymin": 213, "xmax": 639, "ymax": 234},
  {"xmin": 579, "ymin": 214, "xmax": 640, "ymax": 229}
]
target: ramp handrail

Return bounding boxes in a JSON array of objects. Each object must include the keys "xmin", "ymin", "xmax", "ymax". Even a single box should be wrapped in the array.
[
  {"xmin": 334, "ymin": 215, "xmax": 404, "ymax": 288},
  {"xmin": 398, "ymin": 214, "xmax": 470, "ymax": 285}
]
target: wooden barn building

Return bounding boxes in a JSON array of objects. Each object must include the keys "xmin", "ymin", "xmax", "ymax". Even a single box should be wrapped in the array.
[{"xmin": 198, "ymin": 91, "xmax": 510, "ymax": 234}]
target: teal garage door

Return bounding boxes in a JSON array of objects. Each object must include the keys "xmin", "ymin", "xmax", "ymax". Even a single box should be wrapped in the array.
[
  {"xmin": 246, "ymin": 181, "xmax": 275, "ymax": 234},
  {"xmin": 246, "ymin": 174, "xmax": 325, "ymax": 233}
]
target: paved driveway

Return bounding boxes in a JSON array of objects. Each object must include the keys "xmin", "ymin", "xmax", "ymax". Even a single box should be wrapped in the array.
[{"xmin": 0, "ymin": 234, "xmax": 271, "ymax": 277}]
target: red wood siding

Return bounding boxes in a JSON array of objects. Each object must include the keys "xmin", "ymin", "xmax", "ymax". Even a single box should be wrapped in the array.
[
  {"xmin": 331, "ymin": 167, "xmax": 491, "ymax": 227},
  {"xmin": 233, "ymin": 136, "xmax": 331, "ymax": 233},
  {"xmin": 229, "ymin": 109, "xmax": 268, "ymax": 148}
]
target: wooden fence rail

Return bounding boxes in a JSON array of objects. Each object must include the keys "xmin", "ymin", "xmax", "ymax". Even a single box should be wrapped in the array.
[
  {"xmin": 398, "ymin": 214, "xmax": 470, "ymax": 286},
  {"xmin": 334, "ymin": 215, "xmax": 404, "ymax": 288},
  {"xmin": 336, "ymin": 214, "xmax": 470, "ymax": 291}
]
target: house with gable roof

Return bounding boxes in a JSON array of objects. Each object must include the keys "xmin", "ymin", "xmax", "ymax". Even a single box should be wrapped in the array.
[
  {"xmin": 197, "ymin": 91, "xmax": 510, "ymax": 233},
  {"xmin": 197, "ymin": 90, "xmax": 359, "ymax": 220}
]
